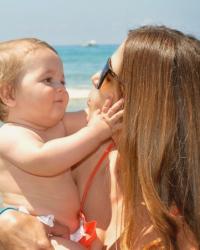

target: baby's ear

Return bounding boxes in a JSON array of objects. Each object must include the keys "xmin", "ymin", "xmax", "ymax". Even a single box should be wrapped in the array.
[{"xmin": 0, "ymin": 84, "xmax": 16, "ymax": 107}]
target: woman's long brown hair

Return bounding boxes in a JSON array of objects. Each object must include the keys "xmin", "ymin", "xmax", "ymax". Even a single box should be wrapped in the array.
[{"xmin": 119, "ymin": 26, "xmax": 200, "ymax": 249}]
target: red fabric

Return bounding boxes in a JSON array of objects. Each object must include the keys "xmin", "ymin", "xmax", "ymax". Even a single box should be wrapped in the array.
[
  {"xmin": 80, "ymin": 143, "xmax": 114, "ymax": 211},
  {"xmin": 78, "ymin": 213, "xmax": 97, "ymax": 248},
  {"xmin": 79, "ymin": 143, "xmax": 114, "ymax": 248}
]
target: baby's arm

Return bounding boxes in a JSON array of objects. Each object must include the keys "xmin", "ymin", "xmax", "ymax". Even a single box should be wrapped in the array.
[{"xmin": 0, "ymin": 100, "xmax": 123, "ymax": 177}]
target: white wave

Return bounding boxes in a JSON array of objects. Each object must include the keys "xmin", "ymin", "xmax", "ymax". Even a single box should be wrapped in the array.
[{"xmin": 67, "ymin": 88, "xmax": 90, "ymax": 99}]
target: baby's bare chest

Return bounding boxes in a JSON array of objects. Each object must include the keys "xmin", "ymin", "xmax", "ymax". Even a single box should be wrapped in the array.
[{"xmin": 1, "ymin": 165, "xmax": 80, "ymax": 220}]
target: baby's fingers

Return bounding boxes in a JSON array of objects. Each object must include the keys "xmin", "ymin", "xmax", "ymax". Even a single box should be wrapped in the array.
[
  {"xmin": 101, "ymin": 98, "xmax": 113, "ymax": 113},
  {"xmin": 106, "ymin": 98, "xmax": 124, "ymax": 117},
  {"xmin": 109, "ymin": 110, "xmax": 123, "ymax": 124}
]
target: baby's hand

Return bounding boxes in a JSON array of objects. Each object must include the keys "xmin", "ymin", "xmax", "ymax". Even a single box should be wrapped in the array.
[
  {"xmin": 102, "ymin": 98, "xmax": 124, "ymax": 133},
  {"xmin": 88, "ymin": 98, "xmax": 124, "ymax": 141}
]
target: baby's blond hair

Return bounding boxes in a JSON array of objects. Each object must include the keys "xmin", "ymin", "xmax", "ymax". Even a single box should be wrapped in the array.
[{"xmin": 0, "ymin": 38, "xmax": 57, "ymax": 121}]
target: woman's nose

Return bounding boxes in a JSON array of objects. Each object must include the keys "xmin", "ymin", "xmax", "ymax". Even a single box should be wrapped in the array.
[{"xmin": 91, "ymin": 71, "xmax": 101, "ymax": 87}]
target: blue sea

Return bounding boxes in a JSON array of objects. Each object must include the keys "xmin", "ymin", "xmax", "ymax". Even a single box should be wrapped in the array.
[{"xmin": 54, "ymin": 45, "xmax": 118, "ymax": 111}]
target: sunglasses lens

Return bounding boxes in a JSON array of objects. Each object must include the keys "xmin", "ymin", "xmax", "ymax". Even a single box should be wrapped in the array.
[{"xmin": 97, "ymin": 60, "xmax": 110, "ymax": 89}]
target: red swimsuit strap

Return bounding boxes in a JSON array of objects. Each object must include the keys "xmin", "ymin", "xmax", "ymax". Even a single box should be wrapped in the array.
[{"xmin": 80, "ymin": 143, "xmax": 114, "ymax": 212}]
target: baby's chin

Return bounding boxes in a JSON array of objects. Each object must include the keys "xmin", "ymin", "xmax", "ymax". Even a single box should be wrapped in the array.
[{"xmin": 49, "ymin": 110, "xmax": 66, "ymax": 124}]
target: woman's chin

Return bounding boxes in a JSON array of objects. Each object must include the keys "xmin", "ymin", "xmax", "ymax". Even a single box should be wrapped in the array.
[{"xmin": 86, "ymin": 112, "xmax": 92, "ymax": 121}]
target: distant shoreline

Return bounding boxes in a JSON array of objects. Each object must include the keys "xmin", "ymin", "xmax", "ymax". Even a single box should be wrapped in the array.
[{"xmin": 54, "ymin": 44, "xmax": 119, "ymax": 47}]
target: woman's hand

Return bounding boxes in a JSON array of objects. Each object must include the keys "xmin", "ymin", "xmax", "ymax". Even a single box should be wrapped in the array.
[{"xmin": 0, "ymin": 210, "xmax": 68, "ymax": 250}]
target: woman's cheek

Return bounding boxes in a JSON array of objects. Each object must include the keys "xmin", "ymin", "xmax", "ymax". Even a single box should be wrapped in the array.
[{"xmin": 88, "ymin": 88, "xmax": 103, "ymax": 109}]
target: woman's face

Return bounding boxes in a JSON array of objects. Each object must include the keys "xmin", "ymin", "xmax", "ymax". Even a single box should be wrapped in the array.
[{"xmin": 87, "ymin": 44, "xmax": 124, "ymax": 117}]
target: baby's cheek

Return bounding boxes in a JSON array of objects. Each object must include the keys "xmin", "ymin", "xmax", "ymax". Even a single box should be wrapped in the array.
[{"xmin": 64, "ymin": 90, "xmax": 69, "ymax": 105}]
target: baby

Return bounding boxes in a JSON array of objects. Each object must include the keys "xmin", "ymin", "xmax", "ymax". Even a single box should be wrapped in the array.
[{"xmin": 0, "ymin": 38, "xmax": 123, "ymax": 249}]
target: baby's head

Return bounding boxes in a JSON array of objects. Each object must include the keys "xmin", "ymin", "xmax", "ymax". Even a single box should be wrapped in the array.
[
  {"xmin": 0, "ymin": 38, "xmax": 58, "ymax": 121},
  {"xmin": 0, "ymin": 38, "xmax": 67, "ymax": 126}
]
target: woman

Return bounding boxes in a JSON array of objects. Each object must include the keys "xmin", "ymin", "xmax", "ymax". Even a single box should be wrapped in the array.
[
  {"xmin": 1, "ymin": 25, "xmax": 200, "ymax": 249},
  {"xmin": 89, "ymin": 25, "xmax": 200, "ymax": 249},
  {"xmin": 117, "ymin": 26, "xmax": 200, "ymax": 249}
]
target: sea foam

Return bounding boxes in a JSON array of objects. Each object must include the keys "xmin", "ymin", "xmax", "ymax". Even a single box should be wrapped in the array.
[{"xmin": 68, "ymin": 88, "xmax": 90, "ymax": 99}]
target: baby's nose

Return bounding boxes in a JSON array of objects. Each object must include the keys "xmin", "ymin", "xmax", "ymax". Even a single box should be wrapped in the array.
[{"xmin": 54, "ymin": 81, "xmax": 65, "ymax": 89}]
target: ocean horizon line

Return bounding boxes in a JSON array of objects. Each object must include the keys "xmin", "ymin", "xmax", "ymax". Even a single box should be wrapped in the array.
[{"xmin": 53, "ymin": 43, "xmax": 119, "ymax": 47}]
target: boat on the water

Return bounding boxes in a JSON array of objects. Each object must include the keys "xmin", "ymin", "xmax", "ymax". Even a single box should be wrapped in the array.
[{"xmin": 82, "ymin": 40, "xmax": 97, "ymax": 47}]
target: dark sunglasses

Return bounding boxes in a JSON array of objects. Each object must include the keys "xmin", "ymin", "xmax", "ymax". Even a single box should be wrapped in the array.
[{"xmin": 96, "ymin": 57, "xmax": 122, "ymax": 89}]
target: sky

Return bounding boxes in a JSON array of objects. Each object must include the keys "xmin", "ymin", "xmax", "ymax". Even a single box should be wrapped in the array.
[{"xmin": 0, "ymin": 0, "xmax": 199, "ymax": 45}]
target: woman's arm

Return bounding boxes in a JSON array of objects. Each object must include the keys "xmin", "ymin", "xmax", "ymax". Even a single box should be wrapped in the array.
[
  {"xmin": 0, "ymin": 210, "xmax": 52, "ymax": 250},
  {"xmin": 0, "ymin": 210, "xmax": 68, "ymax": 250}
]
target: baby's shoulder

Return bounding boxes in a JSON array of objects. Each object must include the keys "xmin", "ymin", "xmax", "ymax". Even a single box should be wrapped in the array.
[
  {"xmin": 0, "ymin": 123, "xmax": 38, "ymax": 136},
  {"xmin": 0, "ymin": 124, "xmax": 41, "ymax": 151},
  {"xmin": 0, "ymin": 123, "xmax": 20, "ymax": 139}
]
